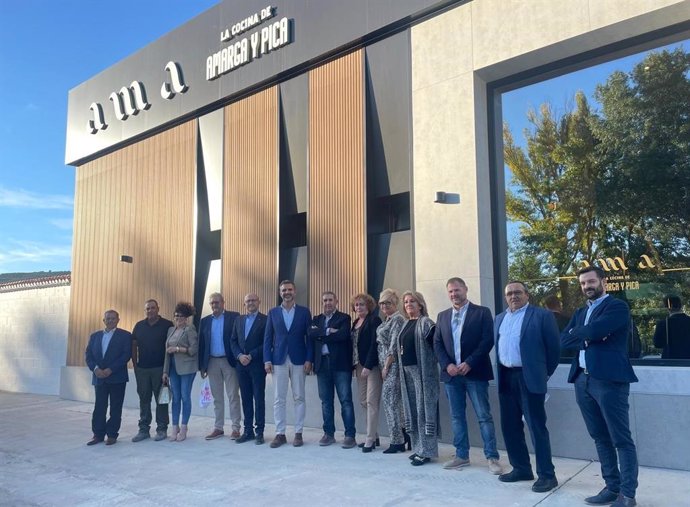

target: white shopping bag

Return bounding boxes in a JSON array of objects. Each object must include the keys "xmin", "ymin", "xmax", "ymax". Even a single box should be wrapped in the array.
[{"xmin": 199, "ymin": 378, "xmax": 213, "ymax": 408}]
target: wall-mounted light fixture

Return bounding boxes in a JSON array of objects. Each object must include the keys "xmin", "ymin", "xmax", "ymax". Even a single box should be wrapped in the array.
[
  {"xmin": 434, "ymin": 192, "xmax": 460, "ymax": 204},
  {"xmin": 120, "ymin": 255, "xmax": 133, "ymax": 263}
]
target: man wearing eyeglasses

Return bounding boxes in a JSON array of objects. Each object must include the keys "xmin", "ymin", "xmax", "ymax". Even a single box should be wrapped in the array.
[
  {"xmin": 230, "ymin": 293, "xmax": 268, "ymax": 444},
  {"xmin": 495, "ymin": 281, "xmax": 560, "ymax": 493},
  {"xmin": 198, "ymin": 293, "xmax": 241, "ymax": 441}
]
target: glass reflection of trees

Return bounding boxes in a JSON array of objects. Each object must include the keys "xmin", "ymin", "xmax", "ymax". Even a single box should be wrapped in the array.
[{"xmin": 504, "ymin": 48, "xmax": 690, "ymax": 361}]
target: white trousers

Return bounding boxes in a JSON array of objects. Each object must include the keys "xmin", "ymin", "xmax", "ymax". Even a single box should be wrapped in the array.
[{"xmin": 273, "ymin": 357, "xmax": 306, "ymax": 434}]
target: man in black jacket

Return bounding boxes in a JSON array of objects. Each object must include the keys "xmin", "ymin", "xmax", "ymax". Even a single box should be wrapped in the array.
[{"xmin": 309, "ymin": 291, "xmax": 356, "ymax": 449}]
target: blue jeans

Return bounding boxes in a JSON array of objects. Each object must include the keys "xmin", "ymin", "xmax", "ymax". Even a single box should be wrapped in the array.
[
  {"xmin": 445, "ymin": 376, "xmax": 498, "ymax": 460},
  {"xmin": 169, "ymin": 357, "xmax": 196, "ymax": 425},
  {"xmin": 575, "ymin": 373, "xmax": 638, "ymax": 498},
  {"xmin": 316, "ymin": 356, "xmax": 356, "ymax": 437}
]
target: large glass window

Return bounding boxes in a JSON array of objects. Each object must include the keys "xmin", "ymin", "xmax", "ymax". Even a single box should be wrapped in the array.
[{"xmin": 501, "ymin": 42, "xmax": 690, "ymax": 363}]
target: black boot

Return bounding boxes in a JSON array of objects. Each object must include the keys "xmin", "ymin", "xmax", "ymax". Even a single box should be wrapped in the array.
[
  {"xmin": 382, "ymin": 443, "xmax": 406, "ymax": 454},
  {"xmin": 402, "ymin": 428, "xmax": 411, "ymax": 451}
]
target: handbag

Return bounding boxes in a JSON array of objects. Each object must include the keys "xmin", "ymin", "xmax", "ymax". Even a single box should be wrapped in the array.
[{"xmin": 158, "ymin": 383, "xmax": 171, "ymax": 404}]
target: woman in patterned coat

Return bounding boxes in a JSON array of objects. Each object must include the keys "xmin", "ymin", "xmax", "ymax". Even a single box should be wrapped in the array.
[{"xmin": 391, "ymin": 290, "xmax": 439, "ymax": 466}]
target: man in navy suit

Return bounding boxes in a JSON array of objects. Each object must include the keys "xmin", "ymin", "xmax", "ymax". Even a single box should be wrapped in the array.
[
  {"xmin": 84, "ymin": 309, "xmax": 132, "ymax": 446},
  {"xmin": 434, "ymin": 277, "xmax": 502, "ymax": 474},
  {"xmin": 562, "ymin": 266, "xmax": 638, "ymax": 507},
  {"xmin": 230, "ymin": 293, "xmax": 268, "ymax": 444},
  {"xmin": 198, "ymin": 292, "xmax": 241, "ymax": 440},
  {"xmin": 309, "ymin": 291, "xmax": 356, "ymax": 449},
  {"xmin": 263, "ymin": 280, "xmax": 313, "ymax": 448},
  {"xmin": 495, "ymin": 281, "xmax": 560, "ymax": 493}
]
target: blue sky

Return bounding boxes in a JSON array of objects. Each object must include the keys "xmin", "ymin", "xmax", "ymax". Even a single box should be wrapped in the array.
[
  {"xmin": 0, "ymin": 1, "xmax": 683, "ymax": 274},
  {"xmin": 0, "ymin": 0, "xmax": 219, "ymax": 274}
]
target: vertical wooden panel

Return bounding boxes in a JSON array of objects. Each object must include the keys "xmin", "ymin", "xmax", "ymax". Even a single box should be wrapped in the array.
[
  {"xmin": 223, "ymin": 87, "xmax": 279, "ymax": 312},
  {"xmin": 67, "ymin": 121, "xmax": 196, "ymax": 366},
  {"xmin": 309, "ymin": 50, "xmax": 366, "ymax": 311}
]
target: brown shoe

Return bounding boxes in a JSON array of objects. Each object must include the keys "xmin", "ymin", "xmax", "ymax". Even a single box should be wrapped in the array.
[
  {"xmin": 293, "ymin": 433, "xmax": 304, "ymax": 447},
  {"xmin": 319, "ymin": 434, "xmax": 336, "ymax": 446},
  {"xmin": 105, "ymin": 437, "xmax": 117, "ymax": 446},
  {"xmin": 86, "ymin": 435, "xmax": 104, "ymax": 446},
  {"xmin": 230, "ymin": 430, "xmax": 241, "ymax": 440},
  {"xmin": 205, "ymin": 429, "xmax": 224, "ymax": 440},
  {"xmin": 270, "ymin": 434, "xmax": 287, "ymax": 448},
  {"xmin": 341, "ymin": 436, "xmax": 357, "ymax": 449}
]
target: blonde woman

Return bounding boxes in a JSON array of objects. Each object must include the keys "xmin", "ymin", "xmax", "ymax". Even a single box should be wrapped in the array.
[
  {"xmin": 391, "ymin": 290, "xmax": 439, "ymax": 466},
  {"xmin": 162, "ymin": 302, "xmax": 198, "ymax": 441},
  {"xmin": 378, "ymin": 289, "xmax": 409, "ymax": 453}
]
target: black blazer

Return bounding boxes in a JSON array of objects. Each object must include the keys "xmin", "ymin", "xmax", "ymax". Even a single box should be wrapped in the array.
[
  {"xmin": 561, "ymin": 296, "xmax": 638, "ymax": 384},
  {"xmin": 353, "ymin": 313, "xmax": 382, "ymax": 370},
  {"xmin": 309, "ymin": 310, "xmax": 353, "ymax": 373},
  {"xmin": 653, "ymin": 312, "xmax": 690, "ymax": 359},
  {"xmin": 199, "ymin": 310, "xmax": 240, "ymax": 370},
  {"xmin": 230, "ymin": 312, "xmax": 267, "ymax": 368},
  {"xmin": 434, "ymin": 302, "xmax": 495, "ymax": 382}
]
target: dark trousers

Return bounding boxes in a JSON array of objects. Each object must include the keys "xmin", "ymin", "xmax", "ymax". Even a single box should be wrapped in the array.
[
  {"xmin": 134, "ymin": 366, "xmax": 168, "ymax": 433},
  {"xmin": 498, "ymin": 367, "xmax": 555, "ymax": 479},
  {"xmin": 574, "ymin": 373, "xmax": 638, "ymax": 498},
  {"xmin": 237, "ymin": 363, "xmax": 266, "ymax": 435},
  {"xmin": 316, "ymin": 355, "xmax": 356, "ymax": 438},
  {"xmin": 92, "ymin": 382, "xmax": 127, "ymax": 439}
]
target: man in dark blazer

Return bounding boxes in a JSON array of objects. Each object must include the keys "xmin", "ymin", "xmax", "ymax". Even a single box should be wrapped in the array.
[
  {"xmin": 653, "ymin": 294, "xmax": 690, "ymax": 359},
  {"xmin": 434, "ymin": 277, "xmax": 502, "ymax": 474},
  {"xmin": 263, "ymin": 280, "xmax": 313, "ymax": 448},
  {"xmin": 230, "ymin": 293, "xmax": 268, "ymax": 444},
  {"xmin": 198, "ymin": 292, "xmax": 241, "ymax": 440},
  {"xmin": 495, "ymin": 281, "xmax": 560, "ymax": 493},
  {"xmin": 309, "ymin": 291, "xmax": 356, "ymax": 449},
  {"xmin": 562, "ymin": 266, "xmax": 639, "ymax": 507},
  {"xmin": 84, "ymin": 309, "xmax": 132, "ymax": 446}
]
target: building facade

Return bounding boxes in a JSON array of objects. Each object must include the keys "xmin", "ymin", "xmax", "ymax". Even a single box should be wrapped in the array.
[{"xmin": 64, "ymin": 0, "xmax": 690, "ymax": 469}]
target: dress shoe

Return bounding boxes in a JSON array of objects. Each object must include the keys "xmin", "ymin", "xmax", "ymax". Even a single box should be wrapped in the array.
[
  {"xmin": 270, "ymin": 434, "xmax": 287, "ymax": 448},
  {"xmin": 319, "ymin": 434, "xmax": 336, "ymax": 446},
  {"xmin": 154, "ymin": 430, "xmax": 167, "ymax": 441},
  {"xmin": 411, "ymin": 455, "xmax": 431, "ymax": 466},
  {"xmin": 236, "ymin": 433, "xmax": 255, "ymax": 444},
  {"xmin": 585, "ymin": 487, "xmax": 619, "ymax": 505},
  {"xmin": 105, "ymin": 437, "xmax": 117, "ymax": 446},
  {"xmin": 341, "ymin": 436, "xmax": 357, "ymax": 449},
  {"xmin": 532, "ymin": 476, "xmax": 558, "ymax": 493},
  {"xmin": 611, "ymin": 495, "xmax": 636, "ymax": 507},
  {"xmin": 409, "ymin": 453, "xmax": 419, "ymax": 461},
  {"xmin": 255, "ymin": 434, "xmax": 265, "ymax": 445},
  {"xmin": 293, "ymin": 433, "xmax": 304, "ymax": 447},
  {"xmin": 382, "ymin": 443, "xmax": 405, "ymax": 454},
  {"xmin": 499, "ymin": 470, "xmax": 535, "ymax": 483},
  {"xmin": 205, "ymin": 429, "xmax": 224, "ymax": 440},
  {"xmin": 230, "ymin": 429, "xmax": 241, "ymax": 440},
  {"xmin": 488, "ymin": 458, "xmax": 503, "ymax": 475},
  {"xmin": 443, "ymin": 457, "xmax": 470, "ymax": 470},
  {"xmin": 131, "ymin": 431, "xmax": 150, "ymax": 442},
  {"xmin": 86, "ymin": 436, "xmax": 104, "ymax": 446},
  {"xmin": 362, "ymin": 444, "xmax": 375, "ymax": 453}
]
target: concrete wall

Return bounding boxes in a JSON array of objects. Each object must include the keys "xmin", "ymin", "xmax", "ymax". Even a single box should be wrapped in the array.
[
  {"xmin": 410, "ymin": 0, "xmax": 690, "ymax": 470},
  {"xmin": 0, "ymin": 286, "xmax": 70, "ymax": 395}
]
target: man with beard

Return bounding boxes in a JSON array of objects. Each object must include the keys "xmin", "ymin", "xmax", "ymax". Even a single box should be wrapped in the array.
[
  {"xmin": 562, "ymin": 266, "xmax": 639, "ymax": 507},
  {"xmin": 434, "ymin": 277, "xmax": 502, "ymax": 474},
  {"xmin": 263, "ymin": 280, "xmax": 313, "ymax": 448}
]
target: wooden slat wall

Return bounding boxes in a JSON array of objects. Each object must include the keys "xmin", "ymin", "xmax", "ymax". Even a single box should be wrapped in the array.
[
  {"xmin": 222, "ymin": 87, "xmax": 279, "ymax": 312},
  {"xmin": 67, "ymin": 121, "xmax": 196, "ymax": 366},
  {"xmin": 308, "ymin": 50, "xmax": 366, "ymax": 311}
]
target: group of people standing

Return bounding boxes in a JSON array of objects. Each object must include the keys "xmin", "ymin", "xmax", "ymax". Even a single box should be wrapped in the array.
[{"xmin": 84, "ymin": 266, "xmax": 640, "ymax": 507}]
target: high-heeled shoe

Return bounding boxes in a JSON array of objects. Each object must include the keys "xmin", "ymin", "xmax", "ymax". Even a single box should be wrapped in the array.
[
  {"xmin": 382, "ymin": 443, "xmax": 406, "ymax": 454},
  {"xmin": 177, "ymin": 424, "xmax": 188, "ymax": 442},
  {"xmin": 402, "ymin": 428, "xmax": 411, "ymax": 451},
  {"xmin": 169, "ymin": 425, "xmax": 180, "ymax": 442},
  {"xmin": 375, "ymin": 437, "xmax": 380, "ymax": 447},
  {"xmin": 362, "ymin": 443, "xmax": 375, "ymax": 453}
]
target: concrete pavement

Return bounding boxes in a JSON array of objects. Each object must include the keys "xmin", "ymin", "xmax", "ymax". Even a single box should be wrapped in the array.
[{"xmin": 0, "ymin": 392, "xmax": 687, "ymax": 506}]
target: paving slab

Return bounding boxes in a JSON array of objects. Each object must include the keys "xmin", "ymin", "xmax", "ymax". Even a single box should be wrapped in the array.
[{"xmin": 0, "ymin": 392, "xmax": 687, "ymax": 506}]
